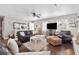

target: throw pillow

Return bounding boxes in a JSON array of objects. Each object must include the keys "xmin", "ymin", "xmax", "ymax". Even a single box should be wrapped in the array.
[
  {"xmin": 20, "ymin": 32, "xmax": 25, "ymax": 36},
  {"xmin": 7, "ymin": 38, "xmax": 19, "ymax": 54}
]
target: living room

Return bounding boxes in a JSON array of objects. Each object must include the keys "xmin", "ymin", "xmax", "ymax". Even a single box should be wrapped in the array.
[{"xmin": 0, "ymin": 4, "xmax": 79, "ymax": 55}]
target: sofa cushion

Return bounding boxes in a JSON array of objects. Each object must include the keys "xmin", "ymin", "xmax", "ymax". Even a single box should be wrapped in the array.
[
  {"xmin": 17, "ymin": 51, "xmax": 50, "ymax": 55},
  {"xmin": 7, "ymin": 38, "xmax": 19, "ymax": 54}
]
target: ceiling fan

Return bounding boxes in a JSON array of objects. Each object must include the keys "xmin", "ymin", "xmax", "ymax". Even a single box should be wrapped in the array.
[
  {"xmin": 32, "ymin": 12, "xmax": 41, "ymax": 18},
  {"xmin": 31, "ymin": 4, "xmax": 57, "ymax": 18},
  {"xmin": 54, "ymin": 4, "xmax": 58, "ymax": 7}
]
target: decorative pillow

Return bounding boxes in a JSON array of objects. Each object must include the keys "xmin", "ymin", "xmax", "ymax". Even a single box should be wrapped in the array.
[
  {"xmin": 7, "ymin": 38, "xmax": 19, "ymax": 54},
  {"xmin": 20, "ymin": 32, "xmax": 25, "ymax": 36}
]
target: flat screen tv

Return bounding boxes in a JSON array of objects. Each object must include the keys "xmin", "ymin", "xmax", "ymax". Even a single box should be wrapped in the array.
[{"xmin": 47, "ymin": 23, "xmax": 57, "ymax": 29}]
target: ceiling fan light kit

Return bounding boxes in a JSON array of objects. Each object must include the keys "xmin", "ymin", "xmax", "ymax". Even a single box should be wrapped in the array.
[{"xmin": 32, "ymin": 12, "xmax": 41, "ymax": 18}]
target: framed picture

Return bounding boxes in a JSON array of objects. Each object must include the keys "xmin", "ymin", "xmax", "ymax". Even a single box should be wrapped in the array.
[
  {"xmin": 13, "ymin": 22, "xmax": 28, "ymax": 30},
  {"xmin": 69, "ymin": 23, "xmax": 76, "ymax": 28}
]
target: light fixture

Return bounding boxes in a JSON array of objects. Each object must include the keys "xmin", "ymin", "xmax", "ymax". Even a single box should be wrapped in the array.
[
  {"xmin": 32, "ymin": 12, "xmax": 41, "ymax": 18},
  {"xmin": 54, "ymin": 4, "xmax": 58, "ymax": 7},
  {"xmin": 53, "ymin": 4, "xmax": 59, "ymax": 7}
]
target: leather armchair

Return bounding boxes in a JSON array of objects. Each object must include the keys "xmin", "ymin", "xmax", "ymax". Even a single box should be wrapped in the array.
[{"xmin": 58, "ymin": 31, "xmax": 73, "ymax": 43}]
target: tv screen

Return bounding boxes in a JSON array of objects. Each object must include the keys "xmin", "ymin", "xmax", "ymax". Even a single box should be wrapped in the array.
[{"xmin": 47, "ymin": 23, "xmax": 57, "ymax": 29}]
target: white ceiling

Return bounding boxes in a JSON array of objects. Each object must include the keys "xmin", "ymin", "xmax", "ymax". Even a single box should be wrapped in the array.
[{"xmin": 0, "ymin": 4, "xmax": 78, "ymax": 20}]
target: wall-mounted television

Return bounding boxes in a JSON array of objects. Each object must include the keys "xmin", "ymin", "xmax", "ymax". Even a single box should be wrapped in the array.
[{"xmin": 47, "ymin": 23, "xmax": 57, "ymax": 29}]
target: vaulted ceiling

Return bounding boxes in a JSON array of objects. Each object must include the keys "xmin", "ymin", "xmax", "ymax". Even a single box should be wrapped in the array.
[{"xmin": 0, "ymin": 4, "xmax": 78, "ymax": 20}]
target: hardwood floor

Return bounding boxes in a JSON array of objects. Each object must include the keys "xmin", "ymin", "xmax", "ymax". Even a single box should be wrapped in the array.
[
  {"xmin": 1, "ymin": 39, "xmax": 75, "ymax": 55},
  {"xmin": 47, "ymin": 43, "xmax": 75, "ymax": 55}
]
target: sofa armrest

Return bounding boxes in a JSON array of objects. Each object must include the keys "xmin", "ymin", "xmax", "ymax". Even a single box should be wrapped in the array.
[{"xmin": 16, "ymin": 51, "xmax": 50, "ymax": 55}]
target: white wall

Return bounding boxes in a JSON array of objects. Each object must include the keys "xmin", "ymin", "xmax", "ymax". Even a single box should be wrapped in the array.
[
  {"xmin": 34, "ymin": 13, "xmax": 77, "ymax": 35},
  {"xmin": 2, "ymin": 13, "xmax": 77, "ymax": 39},
  {"xmin": 2, "ymin": 16, "xmax": 28, "ymax": 39}
]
